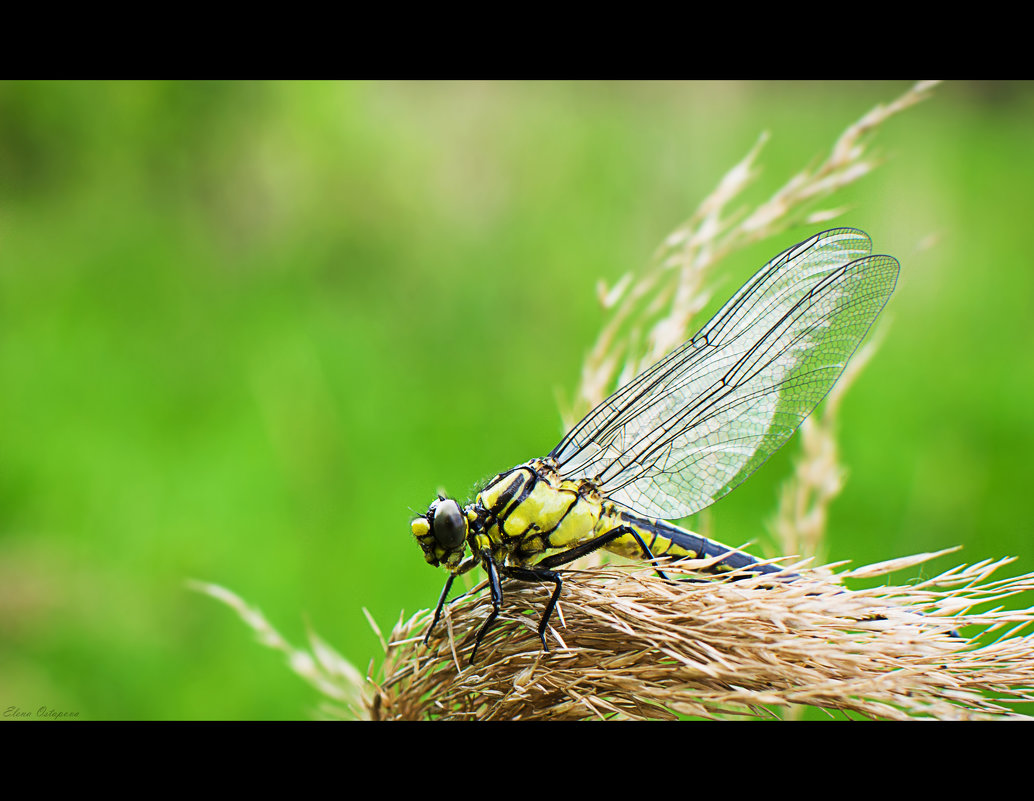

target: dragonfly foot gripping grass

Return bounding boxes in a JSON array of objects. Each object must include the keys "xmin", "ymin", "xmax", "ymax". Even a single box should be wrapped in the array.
[{"xmin": 412, "ymin": 228, "xmax": 899, "ymax": 663}]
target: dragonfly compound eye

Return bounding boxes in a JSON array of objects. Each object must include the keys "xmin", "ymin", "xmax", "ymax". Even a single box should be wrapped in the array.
[{"xmin": 432, "ymin": 498, "xmax": 467, "ymax": 549}]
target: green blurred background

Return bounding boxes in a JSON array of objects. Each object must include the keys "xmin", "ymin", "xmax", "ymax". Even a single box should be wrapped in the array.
[{"xmin": 2, "ymin": 80, "xmax": 1032, "ymax": 720}]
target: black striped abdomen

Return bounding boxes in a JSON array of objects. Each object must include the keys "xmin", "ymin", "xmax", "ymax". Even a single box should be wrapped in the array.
[{"xmin": 601, "ymin": 511, "xmax": 783, "ymax": 576}]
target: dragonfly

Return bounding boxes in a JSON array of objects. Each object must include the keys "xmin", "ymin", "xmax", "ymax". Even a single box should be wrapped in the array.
[{"xmin": 411, "ymin": 228, "xmax": 900, "ymax": 663}]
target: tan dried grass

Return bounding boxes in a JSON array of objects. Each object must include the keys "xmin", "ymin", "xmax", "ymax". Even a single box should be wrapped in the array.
[
  {"xmin": 367, "ymin": 556, "xmax": 1034, "ymax": 720},
  {"xmin": 197, "ymin": 551, "xmax": 1034, "ymax": 720}
]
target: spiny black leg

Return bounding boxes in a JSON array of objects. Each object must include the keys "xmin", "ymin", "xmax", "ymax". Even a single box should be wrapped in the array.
[
  {"xmin": 470, "ymin": 553, "xmax": 504, "ymax": 665},
  {"xmin": 424, "ymin": 574, "xmax": 455, "ymax": 646},
  {"xmin": 618, "ymin": 525, "xmax": 671, "ymax": 581},
  {"xmin": 537, "ymin": 525, "xmax": 671, "ymax": 580},
  {"xmin": 501, "ymin": 564, "xmax": 563, "ymax": 651},
  {"xmin": 463, "ymin": 527, "xmax": 675, "ymax": 661},
  {"xmin": 536, "ymin": 529, "xmax": 625, "ymax": 569}
]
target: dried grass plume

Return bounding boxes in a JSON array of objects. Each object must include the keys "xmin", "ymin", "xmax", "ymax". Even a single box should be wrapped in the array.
[
  {"xmin": 195, "ymin": 553, "xmax": 1034, "ymax": 720},
  {"xmin": 369, "ymin": 556, "xmax": 1034, "ymax": 720}
]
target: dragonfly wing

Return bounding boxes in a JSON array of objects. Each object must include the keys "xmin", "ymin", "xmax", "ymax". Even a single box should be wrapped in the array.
[{"xmin": 549, "ymin": 228, "xmax": 898, "ymax": 520}]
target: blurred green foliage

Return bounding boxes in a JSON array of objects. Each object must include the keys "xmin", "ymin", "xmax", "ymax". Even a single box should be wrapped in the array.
[{"xmin": 1, "ymin": 81, "xmax": 1033, "ymax": 720}]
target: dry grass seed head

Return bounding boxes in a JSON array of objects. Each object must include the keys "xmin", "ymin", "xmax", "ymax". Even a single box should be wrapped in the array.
[{"xmin": 369, "ymin": 556, "xmax": 1034, "ymax": 721}]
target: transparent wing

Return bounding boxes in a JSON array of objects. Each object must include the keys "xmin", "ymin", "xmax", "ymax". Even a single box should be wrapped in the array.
[{"xmin": 549, "ymin": 228, "xmax": 899, "ymax": 519}]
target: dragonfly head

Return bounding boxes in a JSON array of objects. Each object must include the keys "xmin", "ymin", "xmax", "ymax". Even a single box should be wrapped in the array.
[{"xmin": 411, "ymin": 496, "xmax": 469, "ymax": 571}]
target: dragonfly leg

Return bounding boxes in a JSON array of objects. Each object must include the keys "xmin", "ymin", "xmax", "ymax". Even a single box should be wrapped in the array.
[
  {"xmin": 468, "ymin": 527, "xmax": 672, "ymax": 661},
  {"xmin": 470, "ymin": 552, "xmax": 504, "ymax": 664},
  {"xmin": 502, "ymin": 524, "xmax": 672, "ymax": 652},
  {"xmin": 500, "ymin": 564, "xmax": 563, "ymax": 652},
  {"xmin": 425, "ymin": 554, "xmax": 481, "ymax": 648},
  {"xmin": 611, "ymin": 524, "xmax": 671, "ymax": 580},
  {"xmin": 424, "ymin": 574, "xmax": 456, "ymax": 645},
  {"xmin": 537, "ymin": 525, "xmax": 669, "ymax": 579}
]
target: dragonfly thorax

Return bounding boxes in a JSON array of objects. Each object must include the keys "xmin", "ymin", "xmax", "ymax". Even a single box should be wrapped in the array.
[{"xmin": 471, "ymin": 459, "xmax": 607, "ymax": 563}]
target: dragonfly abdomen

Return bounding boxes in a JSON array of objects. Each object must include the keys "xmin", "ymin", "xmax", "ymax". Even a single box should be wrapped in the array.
[
  {"xmin": 475, "ymin": 459, "xmax": 780, "ymax": 576},
  {"xmin": 601, "ymin": 510, "xmax": 784, "ymax": 576}
]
